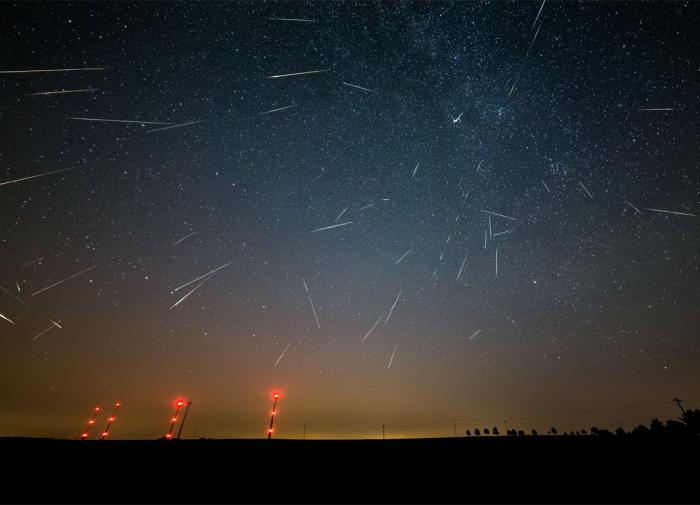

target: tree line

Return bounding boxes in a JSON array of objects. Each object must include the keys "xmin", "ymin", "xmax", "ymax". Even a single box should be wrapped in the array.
[{"xmin": 465, "ymin": 408, "xmax": 700, "ymax": 437}]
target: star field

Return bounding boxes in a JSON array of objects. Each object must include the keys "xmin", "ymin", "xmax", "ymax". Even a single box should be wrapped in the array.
[{"xmin": 0, "ymin": 1, "xmax": 698, "ymax": 439}]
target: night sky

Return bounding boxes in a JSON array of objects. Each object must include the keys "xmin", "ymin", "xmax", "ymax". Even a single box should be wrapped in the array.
[{"xmin": 1, "ymin": 1, "xmax": 698, "ymax": 440}]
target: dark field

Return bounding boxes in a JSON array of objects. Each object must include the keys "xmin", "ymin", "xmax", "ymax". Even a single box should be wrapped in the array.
[{"xmin": 2, "ymin": 436, "xmax": 697, "ymax": 503}]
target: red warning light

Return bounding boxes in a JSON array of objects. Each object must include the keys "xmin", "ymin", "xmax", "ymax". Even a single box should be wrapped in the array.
[
  {"xmin": 88, "ymin": 420, "xmax": 94, "ymax": 424},
  {"xmin": 109, "ymin": 417, "xmax": 115, "ymax": 422},
  {"xmin": 101, "ymin": 432, "xmax": 109, "ymax": 437},
  {"xmin": 115, "ymin": 402, "xmax": 121, "ymax": 407},
  {"xmin": 272, "ymin": 410, "xmax": 276, "ymax": 415},
  {"xmin": 268, "ymin": 428, "xmax": 274, "ymax": 433},
  {"xmin": 273, "ymin": 392, "xmax": 280, "ymax": 399},
  {"xmin": 171, "ymin": 417, "xmax": 178, "ymax": 423},
  {"xmin": 95, "ymin": 407, "xmax": 101, "ymax": 412},
  {"xmin": 165, "ymin": 433, "xmax": 173, "ymax": 439},
  {"xmin": 176, "ymin": 400, "xmax": 185, "ymax": 408},
  {"xmin": 80, "ymin": 433, "xmax": 88, "ymax": 439}
]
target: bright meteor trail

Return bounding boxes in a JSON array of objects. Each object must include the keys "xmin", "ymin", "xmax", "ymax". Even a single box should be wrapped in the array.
[
  {"xmin": 169, "ymin": 276, "xmax": 211, "ymax": 310},
  {"xmin": 31, "ymin": 265, "xmax": 96, "ymax": 297},
  {"xmin": 67, "ymin": 117, "xmax": 174, "ymax": 125},
  {"xmin": 0, "ymin": 168, "xmax": 74, "ymax": 187},
  {"xmin": 274, "ymin": 341, "xmax": 293, "ymax": 367},
  {"xmin": 174, "ymin": 262, "xmax": 232, "ymax": 292},
  {"xmin": 310, "ymin": 221, "xmax": 352, "ymax": 233},
  {"xmin": 0, "ymin": 66, "xmax": 105, "ymax": 74},
  {"xmin": 26, "ymin": 88, "xmax": 97, "ymax": 96}
]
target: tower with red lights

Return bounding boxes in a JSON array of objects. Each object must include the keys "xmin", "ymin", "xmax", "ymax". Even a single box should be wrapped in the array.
[
  {"xmin": 267, "ymin": 391, "xmax": 281, "ymax": 439},
  {"xmin": 165, "ymin": 400, "xmax": 186, "ymax": 440}
]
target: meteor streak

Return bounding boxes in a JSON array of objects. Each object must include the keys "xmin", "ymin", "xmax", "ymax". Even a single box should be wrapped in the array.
[
  {"xmin": 493, "ymin": 229, "xmax": 513, "ymax": 237},
  {"xmin": 67, "ymin": 117, "xmax": 174, "ymax": 125},
  {"xmin": 532, "ymin": 0, "xmax": 546, "ymax": 29},
  {"xmin": 21, "ymin": 258, "xmax": 43, "ymax": 268},
  {"xmin": 146, "ymin": 120, "xmax": 203, "ymax": 133},
  {"xmin": 172, "ymin": 231, "xmax": 197, "ymax": 246},
  {"xmin": 169, "ymin": 276, "xmax": 211, "ymax": 310},
  {"xmin": 31, "ymin": 265, "xmax": 96, "ymax": 296},
  {"xmin": 624, "ymin": 200, "xmax": 642, "ymax": 215},
  {"xmin": 394, "ymin": 248, "xmax": 413, "ymax": 265},
  {"xmin": 32, "ymin": 321, "xmax": 62, "ymax": 341},
  {"xmin": 274, "ymin": 341, "xmax": 293, "ymax": 367},
  {"xmin": 308, "ymin": 296, "xmax": 321, "ymax": 330},
  {"xmin": 268, "ymin": 17, "xmax": 317, "ymax": 22},
  {"xmin": 0, "ymin": 67, "xmax": 105, "ymax": 74},
  {"xmin": 0, "ymin": 168, "xmax": 74, "ymax": 187},
  {"xmin": 334, "ymin": 207, "xmax": 349, "ymax": 222},
  {"xmin": 26, "ymin": 88, "xmax": 97, "ymax": 96},
  {"xmin": 259, "ymin": 104, "xmax": 296, "ymax": 115},
  {"xmin": 644, "ymin": 208, "xmax": 696, "ymax": 217},
  {"xmin": 457, "ymin": 249, "xmax": 468, "ymax": 281},
  {"xmin": 387, "ymin": 341, "xmax": 399, "ymax": 370},
  {"xmin": 0, "ymin": 286, "xmax": 27, "ymax": 306},
  {"xmin": 174, "ymin": 262, "xmax": 231, "ymax": 292},
  {"xmin": 480, "ymin": 210, "xmax": 517, "ymax": 221},
  {"xmin": 579, "ymin": 181, "xmax": 593, "ymax": 198},
  {"xmin": 361, "ymin": 316, "xmax": 383, "ymax": 343},
  {"xmin": 265, "ymin": 68, "xmax": 329, "ymax": 79},
  {"xmin": 342, "ymin": 82, "xmax": 374, "ymax": 93},
  {"xmin": 384, "ymin": 290, "xmax": 402, "ymax": 325},
  {"xmin": 310, "ymin": 221, "xmax": 352, "ymax": 233}
]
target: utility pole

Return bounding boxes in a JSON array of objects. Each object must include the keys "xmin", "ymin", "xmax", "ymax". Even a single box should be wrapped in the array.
[
  {"xmin": 452, "ymin": 419, "xmax": 458, "ymax": 437},
  {"xmin": 177, "ymin": 401, "xmax": 192, "ymax": 440},
  {"xmin": 673, "ymin": 398, "xmax": 685, "ymax": 415}
]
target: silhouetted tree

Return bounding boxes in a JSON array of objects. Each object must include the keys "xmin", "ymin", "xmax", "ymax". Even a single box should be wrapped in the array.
[
  {"xmin": 575, "ymin": 431, "xmax": 580, "ymax": 436},
  {"xmin": 517, "ymin": 430, "xmax": 525, "ymax": 436},
  {"xmin": 507, "ymin": 429, "xmax": 516, "ymax": 436},
  {"xmin": 650, "ymin": 418, "xmax": 664, "ymax": 434},
  {"xmin": 615, "ymin": 427, "xmax": 626, "ymax": 436},
  {"xmin": 550, "ymin": 427, "xmax": 558, "ymax": 435},
  {"xmin": 580, "ymin": 429, "xmax": 587, "ymax": 435},
  {"xmin": 531, "ymin": 429, "xmax": 538, "ymax": 436},
  {"xmin": 483, "ymin": 428, "xmax": 490, "ymax": 435},
  {"xmin": 474, "ymin": 429, "xmax": 481, "ymax": 436},
  {"xmin": 682, "ymin": 409, "xmax": 700, "ymax": 435},
  {"xmin": 492, "ymin": 426, "xmax": 500, "ymax": 436},
  {"xmin": 590, "ymin": 427, "xmax": 600, "ymax": 435},
  {"xmin": 631, "ymin": 424, "xmax": 649, "ymax": 436},
  {"xmin": 665, "ymin": 420, "xmax": 686, "ymax": 436},
  {"xmin": 465, "ymin": 430, "xmax": 471, "ymax": 436}
]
